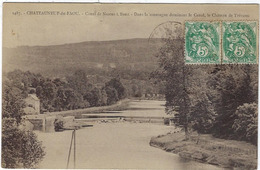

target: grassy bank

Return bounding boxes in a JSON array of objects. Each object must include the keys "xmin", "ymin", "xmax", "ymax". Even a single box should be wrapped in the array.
[
  {"xmin": 150, "ymin": 131, "xmax": 257, "ymax": 169},
  {"xmin": 46, "ymin": 99, "xmax": 130, "ymax": 117}
]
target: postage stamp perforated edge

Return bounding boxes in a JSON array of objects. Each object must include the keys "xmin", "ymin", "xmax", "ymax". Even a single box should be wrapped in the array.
[
  {"xmin": 184, "ymin": 20, "xmax": 259, "ymax": 65},
  {"xmin": 184, "ymin": 21, "xmax": 221, "ymax": 65},
  {"xmin": 222, "ymin": 20, "xmax": 259, "ymax": 64}
]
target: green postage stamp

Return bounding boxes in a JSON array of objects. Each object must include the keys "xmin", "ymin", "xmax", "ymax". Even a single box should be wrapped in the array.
[
  {"xmin": 185, "ymin": 21, "xmax": 221, "ymax": 64},
  {"xmin": 222, "ymin": 21, "xmax": 257, "ymax": 64},
  {"xmin": 185, "ymin": 21, "xmax": 258, "ymax": 64}
]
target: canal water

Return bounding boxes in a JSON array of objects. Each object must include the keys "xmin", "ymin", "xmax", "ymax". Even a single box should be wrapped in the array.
[{"xmin": 37, "ymin": 100, "xmax": 222, "ymax": 169}]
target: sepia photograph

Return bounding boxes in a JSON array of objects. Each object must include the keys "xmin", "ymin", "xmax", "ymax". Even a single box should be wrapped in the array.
[{"xmin": 1, "ymin": 3, "xmax": 259, "ymax": 169}]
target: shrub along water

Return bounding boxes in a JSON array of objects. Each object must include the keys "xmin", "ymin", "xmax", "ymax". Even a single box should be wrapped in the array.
[
  {"xmin": 4, "ymin": 70, "xmax": 127, "ymax": 113},
  {"xmin": 152, "ymin": 35, "xmax": 258, "ymax": 145},
  {"xmin": 2, "ymin": 77, "xmax": 45, "ymax": 168}
]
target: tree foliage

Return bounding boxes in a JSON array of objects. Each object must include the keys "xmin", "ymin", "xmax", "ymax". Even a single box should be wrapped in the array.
[
  {"xmin": 232, "ymin": 103, "xmax": 257, "ymax": 145},
  {"xmin": 105, "ymin": 78, "xmax": 127, "ymax": 100},
  {"xmin": 190, "ymin": 92, "xmax": 216, "ymax": 134},
  {"xmin": 152, "ymin": 28, "xmax": 257, "ymax": 144},
  {"xmin": 5, "ymin": 69, "xmax": 127, "ymax": 113},
  {"xmin": 2, "ymin": 74, "xmax": 45, "ymax": 168},
  {"xmin": 209, "ymin": 65, "xmax": 257, "ymax": 139},
  {"xmin": 152, "ymin": 37, "xmax": 194, "ymax": 138},
  {"xmin": 2, "ymin": 119, "xmax": 45, "ymax": 168},
  {"xmin": 104, "ymin": 86, "xmax": 119, "ymax": 105},
  {"xmin": 2, "ymin": 79, "xmax": 25, "ymax": 123}
]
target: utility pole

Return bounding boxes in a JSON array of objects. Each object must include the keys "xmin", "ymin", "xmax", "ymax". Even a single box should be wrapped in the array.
[
  {"xmin": 74, "ymin": 129, "xmax": 76, "ymax": 169},
  {"xmin": 66, "ymin": 129, "xmax": 76, "ymax": 169}
]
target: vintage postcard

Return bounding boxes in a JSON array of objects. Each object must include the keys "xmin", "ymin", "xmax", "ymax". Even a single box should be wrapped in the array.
[{"xmin": 2, "ymin": 3, "xmax": 259, "ymax": 169}]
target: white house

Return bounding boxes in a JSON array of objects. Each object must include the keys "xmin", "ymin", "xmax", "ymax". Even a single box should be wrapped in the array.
[{"xmin": 24, "ymin": 94, "xmax": 40, "ymax": 115}]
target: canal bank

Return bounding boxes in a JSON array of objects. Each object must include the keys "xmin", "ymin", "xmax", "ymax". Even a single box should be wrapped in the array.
[
  {"xmin": 23, "ymin": 99, "xmax": 131, "ymax": 132},
  {"xmin": 36, "ymin": 100, "xmax": 222, "ymax": 169},
  {"xmin": 150, "ymin": 131, "xmax": 257, "ymax": 169},
  {"xmin": 37, "ymin": 122, "xmax": 223, "ymax": 169}
]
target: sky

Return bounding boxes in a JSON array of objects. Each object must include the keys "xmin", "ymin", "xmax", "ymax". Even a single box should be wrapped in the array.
[{"xmin": 2, "ymin": 3, "xmax": 259, "ymax": 47}]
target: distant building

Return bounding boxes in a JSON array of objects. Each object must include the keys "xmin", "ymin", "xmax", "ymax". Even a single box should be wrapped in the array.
[{"xmin": 24, "ymin": 94, "xmax": 40, "ymax": 115}]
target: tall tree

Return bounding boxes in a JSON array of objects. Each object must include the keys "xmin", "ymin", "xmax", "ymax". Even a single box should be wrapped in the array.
[
  {"xmin": 232, "ymin": 103, "xmax": 257, "ymax": 145},
  {"xmin": 152, "ymin": 36, "xmax": 193, "ymax": 139},
  {"xmin": 2, "ymin": 75, "xmax": 45, "ymax": 168},
  {"xmin": 152, "ymin": 27, "xmax": 219, "ymax": 138},
  {"xmin": 189, "ymin": 92, "xmax": 216, "ymax": 134},
  {"xmin": 105, "ymin": 78, "xmax": 126, "ymax": 100},
  {"xmin": 84, "ymin": 87, "xmax": 102, "ymax": 107},
  {"xmin": 67, "ymin": 70, "xmax": 92, "ymax": 96},
  {"xmin": 53, "ymin": 87, "xmax": 67, "ymax": 111},
  {"xmin": 100, "ymin": 89, "xmax": 108, "ymax": 106},
  {"xmin": 104, "ymin": 86, "xmax": 119, "ymax": 105},
  {"xmin": 2, "ymin": 78, "xmax": 25, "ymax": 123},
  {"xmin": 210, "ymin": 65, "xmax": 257, "ymax": 138}
]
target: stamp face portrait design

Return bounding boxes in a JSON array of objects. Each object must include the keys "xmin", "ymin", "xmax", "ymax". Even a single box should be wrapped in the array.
[
  {"xmin": 222, "ymin": 21, "xmax": 257, "ymax": 64},
  {"xmin": 185, "ymin": 21, "xmax": 220, "ymax": 64}
]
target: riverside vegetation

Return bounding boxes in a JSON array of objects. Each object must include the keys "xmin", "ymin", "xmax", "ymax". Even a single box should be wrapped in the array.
[
  {"xmin": 2, "ymin": 39, "xmax": 165, "ymax": 168},
  {"xmin": 2, "ymin": 69, "xmax": 130, "ymax": 168},
  {"xmin": 150, "ymin": 131, "xmax": 257, "ymax": 169},
  {"xmin": 150, "ymin": 27, "xmax": 257, "ymax": 169},
  {"xmin": 2, "ymin": 36, "xmax": 258, "ymax": 168}
]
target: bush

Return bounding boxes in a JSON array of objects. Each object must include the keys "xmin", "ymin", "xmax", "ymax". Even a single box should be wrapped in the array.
[
  {"xmin": 190, "ymin": 94, "xmax": 216, "ymax": 134},
  {"xmin": 105, "ymin": 78, "xmax": 127, "ymax": 100},
  {"xmin": 104, "ymin": 86, "xmax": 119, "ymax": 105},
  {"xmin": 2, "ymin": 118, "xmax": 45, "ymax": 168},
  {"xmin": 232, "ymin": 103, "xmax": 257, "ymax": 145}
]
